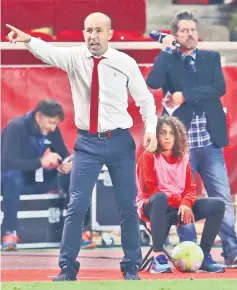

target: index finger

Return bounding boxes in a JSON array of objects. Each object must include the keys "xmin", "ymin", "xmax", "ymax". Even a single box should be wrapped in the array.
[
  {"xmin": 6, "ymin": 24, "xmax": 21, "ymax": 33},
  {"xmin": 177, "ymin": 207, "xmax": 181, "ymax": 215},
  {"xmin": 180, "ymin": 208, "xmax": 184, "ymax": 221}
]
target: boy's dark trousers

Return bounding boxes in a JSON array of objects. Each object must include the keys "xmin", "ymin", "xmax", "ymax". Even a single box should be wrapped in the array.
[{"xmin": 143, "ymin": 193, "xmax": 225, "ymax": 257}]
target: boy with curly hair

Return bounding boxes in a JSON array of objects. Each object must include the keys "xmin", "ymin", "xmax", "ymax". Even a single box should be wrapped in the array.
[{"xmin": 136, "ymin": 116, "xmax": 225, "ymax": 273}]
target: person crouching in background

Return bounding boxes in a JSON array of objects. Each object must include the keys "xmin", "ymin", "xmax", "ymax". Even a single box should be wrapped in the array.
[{"xmin": 1, "ymin": 99, "xmax": 72, "ymax": 250}]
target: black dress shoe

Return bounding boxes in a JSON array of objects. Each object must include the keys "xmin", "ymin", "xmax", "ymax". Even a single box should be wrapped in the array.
[
  {"xmin": 122, "ymin": 268, "xmax": 140, "ymax": 280},
  {"xmin": 123, "ymin": 271, "xmax": 140, "ymax": 280},
  {"xmin": 53, "ymin": 261, "xmax": 80, "ymax": 282}
]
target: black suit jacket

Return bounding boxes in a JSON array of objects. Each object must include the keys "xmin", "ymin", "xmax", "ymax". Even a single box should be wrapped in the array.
[{"xmin": 146, "ymin": 49, "xmax": 228, "ymax": 148}]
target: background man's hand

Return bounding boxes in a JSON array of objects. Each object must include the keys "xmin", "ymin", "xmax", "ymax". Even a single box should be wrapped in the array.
[
  {"xmin": 162, "ymin": 34, "xmax": 177, "ymax": 49},
  {"xmin": 165, "ymin": 91, "xmax": 185, "ymax": 108},
  {"xmin": 57, "ymin": 156, "xmax": 73, "ymax": 174},
  {"xmin": 40, "ymin": 152, "xmax": 62, "ymax": 168},
  {"xmin": 6, "ymin": 24, "xmax": 31, "ymax": 43}
]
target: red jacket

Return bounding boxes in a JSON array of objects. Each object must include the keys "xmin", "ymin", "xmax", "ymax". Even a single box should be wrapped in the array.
[{"xmin": 136, "ymin": 151, "xmax": 196, "ymax": 222}]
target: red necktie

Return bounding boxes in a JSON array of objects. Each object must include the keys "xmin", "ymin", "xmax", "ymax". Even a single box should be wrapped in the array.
[{"xmin": 89, "ymin": 57, "xmax": 103, "ymax": 133}]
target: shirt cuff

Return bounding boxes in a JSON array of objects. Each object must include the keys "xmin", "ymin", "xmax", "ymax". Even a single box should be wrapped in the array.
[
  {"xmin": 24, "ymin": 36, "xmax": 39, "ymax": 49},
  {"xmin": 145, "ymin": 122, "xmax": 157, "ymax": 135},
  {"xmin": 162, "ymin": 47, "xmax": 173, "ymax": 54}
]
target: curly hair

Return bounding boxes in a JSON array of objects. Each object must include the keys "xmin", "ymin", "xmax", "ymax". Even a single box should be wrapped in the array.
[{"xmin": 156, "ymin": 115, "xmax": 189, "ymax": 159}]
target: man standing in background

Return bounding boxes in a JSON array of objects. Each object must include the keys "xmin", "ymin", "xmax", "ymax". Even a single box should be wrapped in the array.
[{"xmin": 146, "ymin": 11, "xmax": 237, "ymax": 267}]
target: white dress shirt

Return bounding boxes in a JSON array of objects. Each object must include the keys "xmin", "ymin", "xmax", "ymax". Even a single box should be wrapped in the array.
[{"xmin": 25, "ymin": 38, "xmax": 157, "ymax": 134}]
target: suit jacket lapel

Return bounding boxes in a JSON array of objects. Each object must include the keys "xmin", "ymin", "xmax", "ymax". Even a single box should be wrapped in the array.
[
  {"xmin": 173, "ymin": 49, "xmax": 185, "ymax": 69},
  {"xmin": 173, "ymin": 49, "xmax": 187, "ymax": 83},
  {"xmin": 195, "ymin": 49, "xmax": 206, "ymax": 84}
]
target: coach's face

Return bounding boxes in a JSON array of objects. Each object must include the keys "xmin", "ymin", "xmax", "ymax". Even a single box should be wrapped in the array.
[
  {"xmin": 83, "ymin": 13, "xmax": 113, "ymax": 56},
  {"xmin": 175, "ymin": 20, "xmax": 198, "ymax": 51}
]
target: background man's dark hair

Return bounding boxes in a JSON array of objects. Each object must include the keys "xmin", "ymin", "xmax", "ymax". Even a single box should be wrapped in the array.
[
  {"xmin": 33, "ymin": 99, "xmax": 64, "ymax": 121},
  {"xmin": 170, "ymin": 11, "xmax": 198, "ymax": 35}
]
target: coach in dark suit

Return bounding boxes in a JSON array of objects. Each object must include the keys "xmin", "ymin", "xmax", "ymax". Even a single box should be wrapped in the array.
[{"xmin": 146, "ymin": 11, "xmax": 237, "ymax": 267}]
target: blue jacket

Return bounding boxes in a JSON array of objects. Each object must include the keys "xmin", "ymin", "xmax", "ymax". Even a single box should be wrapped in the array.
[
  {"xmin": 1, "ymin": 111, "xmax": 69, "ymax": 172},
  {"xmin": 146, "ymin": 49, "xmax": 228, "ymax": 148}
]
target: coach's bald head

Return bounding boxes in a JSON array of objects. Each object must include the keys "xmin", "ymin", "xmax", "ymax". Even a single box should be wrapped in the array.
[{"xmin": 83, "ymin": 12, "xmax": 113, "ymax": 56}]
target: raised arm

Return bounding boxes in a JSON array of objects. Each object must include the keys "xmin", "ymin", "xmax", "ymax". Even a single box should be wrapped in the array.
[
  {"xmin": 6, "ymin": 24, "xmax": 73, "ymax": 72},
  {"xmin": 146, "ymin": 51, "xmax": 170, "ymax": 90},
  {"xmin": 146, "ymin": 34, "xmax": 176, "ymax": 90}
]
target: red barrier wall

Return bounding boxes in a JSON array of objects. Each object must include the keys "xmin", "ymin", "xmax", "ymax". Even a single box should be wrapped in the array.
[{"xmin": 1, "ymin": 66, "xmax": 237, "ymax": 194}]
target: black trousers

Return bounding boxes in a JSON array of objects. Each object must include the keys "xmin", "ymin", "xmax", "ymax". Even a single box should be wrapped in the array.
[{"xmin": 143, "ymin": 193, "xmax": 225, "ymax": 258}]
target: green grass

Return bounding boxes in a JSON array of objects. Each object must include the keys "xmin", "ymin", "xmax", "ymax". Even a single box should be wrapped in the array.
[{"xmin": 2, "ymin": 280, "xmax": 237, "ymax": 290}]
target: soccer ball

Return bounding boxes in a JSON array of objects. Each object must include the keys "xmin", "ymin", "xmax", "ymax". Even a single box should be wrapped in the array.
[{"xmin": 171, "ymin": 241, "xmax": 204, "ymax": 272}]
